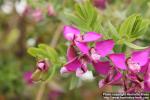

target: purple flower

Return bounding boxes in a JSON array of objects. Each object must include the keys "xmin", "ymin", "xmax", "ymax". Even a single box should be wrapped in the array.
[
  {"xmin": 63, "ymin": 26, "xmax": 102, "ymax": 54},
  {"xmin": 109, "ymin": 49, "xmax": 150, "ymax": 73},
  {"xmin": 23, "ymin": 71, "xmax": 33, "ymax": 85},
  {"xmin": 61, "ymin": 26, "xmax": 115, "ymax": 79}
]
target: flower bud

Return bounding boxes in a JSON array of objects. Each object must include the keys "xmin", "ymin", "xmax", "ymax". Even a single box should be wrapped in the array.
[
  {"xmin": 37, "ymin": 59, "xmax": 49, "ymax": 72},
  {"xmin": 31, "ymin": 69, "xmax": 42, "ymax": 82}
]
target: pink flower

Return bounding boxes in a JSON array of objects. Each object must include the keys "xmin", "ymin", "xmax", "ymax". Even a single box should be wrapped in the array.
[
  {"xmin": 61, "ymin": 26, "xmax": 115, "ymax": 79},
  {"xmin": 63, "ymin": 25, "xmax": 102, "ymax": 54},
  {"xmin": 109, "ymin": 49, "xmax": 150, "ymax": 73},
  {"xmin": 109, "ymin": 49, "xmax": 150, "ymax": 92}
]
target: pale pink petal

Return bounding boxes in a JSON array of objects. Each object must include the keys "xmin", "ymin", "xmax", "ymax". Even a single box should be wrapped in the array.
[
  {"xmin": 131, "ymin": 49, "xmax": 150, "ymax": 66},
  {"xmin": 109, "ymin": 53, "xmax": 127, "ymax": 70},
  {"xmin": 81, "ymin": 32, "xmax": 102, "ymax": 42},
  {"xmin": 99, "ymin": 79, "xmax": 105, "ymax": 88},
  {"xmin": 92, "ymin": 61, "xmax": 111, "ymax": 75},
  {"xmin": 63, "ymin": 26, "xmax": 80, "ymax": 41},
  {"xmin": 95, "ymin": 40, "xmax": 114, "ymax": 57}
]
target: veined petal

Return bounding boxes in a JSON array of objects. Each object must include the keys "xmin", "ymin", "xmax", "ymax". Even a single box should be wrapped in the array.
[
  {"xmin": 95, "ymin": 40, "xmax": 114, "ymax": 57},
  {"xmin": 92, "ymin": 61, "xmax": 111, "ymax": 75},
  {"xmin": 74, "ymin": 41, "xmax": 89, "ymax": 54},
  {"xmin": 81, "ymin": 32, "xmax": 102, "ymax": 42},
  {"xmin": 109, "ymin": 53, "xmax": 127, "ymax": 70},
  {"xmin": 61, "ymin": 57, "xmax": 81, "ymax": 73},
  {"xmin": 131, "ymin": 49, "xmax": 150, "ymax": 66},
  {"xmin": 67, "ymin": 45, "xmax": 77, "ymax": 61},
  {"xmin": 63, "ymin": 26, "xmax": 80, "ymax": 41}
]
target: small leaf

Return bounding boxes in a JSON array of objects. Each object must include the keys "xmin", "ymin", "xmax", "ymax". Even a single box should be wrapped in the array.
[
  {"xmin": 27, "ymin": 47, "xmax": 39, "ymax": 57},
  {"xmin": 119, "ymin": 14, "xmax": 140, "ymax": 36},
  {"xmin": 107, "ymin": 21, "xmax": 120, "ymax": 41},
  {"xmin": 124, "ymin": 41, "xmax": 148, "ymax": 50}
]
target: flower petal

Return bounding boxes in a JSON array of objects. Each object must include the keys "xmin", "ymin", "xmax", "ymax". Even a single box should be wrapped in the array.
[
  {"xmin": 61, "ymin": 57, "xmax": 81, "ymax": 73},
  {"xmin": 98, "ymin": 79, "xmax": 105, "ymax": 88},
  {"xmin": 77, "ymin": 70, "xmax": 95, "ymax": 81},
  {"xmin": 67, "ymin": 45, "xmax": 77, "ymax": 61},
  {"xmin": 140, "ymin": 59, "xmax": 150, "ymax": 73},
  {"xmin": 81, "ymin": 32, "xmax": 102, "ymax": 42},
  {"xmin": 144, "ymin": 63, "xmax": 150, "ymax": 91},
  {"xmin": 131, "ymin": 49, "xmax": 150, "ymax": 66},
  {"xmin": 95, "ymin": 40, "xmax": 114, "ymax": 57},
  {"xmin": 74, "ymin": 41, "xmax": 89, "ymax": 54},
  {"xmin": 63, "ymin": 26, "xmax": 80, "ymax": 41},
  {"xmin": 109, "ymin": 53, "xmax": 127, "ymax": 70},
  {"xmin": 109, "ymin": 70, "xmax": 122, "ymax": 85},
  {"xmin": 92, "ymin": 61, "xmax": 111, "ymax": 75}
]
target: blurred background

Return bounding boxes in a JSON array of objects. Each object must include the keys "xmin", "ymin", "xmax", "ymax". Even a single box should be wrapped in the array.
[{"xmin": 0, "ymin": 0, "xmax": 150, "ymax": 100}]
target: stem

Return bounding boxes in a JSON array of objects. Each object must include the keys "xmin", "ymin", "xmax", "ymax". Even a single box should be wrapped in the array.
[
  {"xmin": 35, "ymin": 23, "xmax": 63, "ymax": 100},
  {"xmin": 50, "ymin": 24, "xmax": 63, "ymax": 48}
]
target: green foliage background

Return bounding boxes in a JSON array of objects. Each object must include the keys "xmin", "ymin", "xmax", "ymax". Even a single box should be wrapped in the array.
[{"xmin": 0, "ymin": 0, "xmax": 149, "ymax": 99}]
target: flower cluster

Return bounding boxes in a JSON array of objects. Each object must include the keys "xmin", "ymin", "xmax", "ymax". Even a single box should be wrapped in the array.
[
  {"xmin": 60, "ymin": 25, "xmax": 114, "ymax": 80},
  {"xmin": 60, "ymin": 25, "xmax": 150, "ymax": 92}
]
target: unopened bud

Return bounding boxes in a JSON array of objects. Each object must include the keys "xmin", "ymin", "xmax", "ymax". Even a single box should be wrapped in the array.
[{"xmin": 37, "ymin": 59, "xmax": 49, "ymax": 72}]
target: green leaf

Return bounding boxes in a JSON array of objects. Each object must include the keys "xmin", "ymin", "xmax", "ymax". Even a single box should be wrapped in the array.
[
  {"xmin": 38, "ymin": 44, "xmax": 58, "ymax": 63},
  {"xmin": 64, "ymin": 0, "xmax": 103, "ymax": 34},
  {"xmin": 27, "ymin": 44, "xmax": 59, "ymax": 64},
  {"xmin": 107, "ymin": 21, "xmax": 120, "ymax": 41},
  {"xmin": 27, "ymin": 47, "xmax": 40, "ymax": 57},
  {"xmin": 119, "ymin": 14, "xmax": 140, "ymax": 36},
  {"xmin": 124, "ymin": 41, "xmax": 148, "ymax": 50}
]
